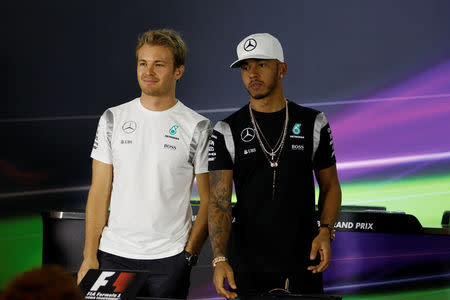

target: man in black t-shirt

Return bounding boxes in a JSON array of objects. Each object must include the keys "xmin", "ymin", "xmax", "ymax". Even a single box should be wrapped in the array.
[{"xmin": 208, "ymin": 33, "xmax": 342, "ymax": 298}]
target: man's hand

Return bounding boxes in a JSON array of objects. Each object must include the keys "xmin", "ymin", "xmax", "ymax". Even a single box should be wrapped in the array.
[
  {"xmin": 213, "ymin": 261, "xmax": 237, "ymax": 298},
  {"xmin": 307, "ymin": 229, "xmax": 331, "ymax": 273},
  {"xmin": 77, "ymin": 257, "xmax": 99, "ymax": 284}
]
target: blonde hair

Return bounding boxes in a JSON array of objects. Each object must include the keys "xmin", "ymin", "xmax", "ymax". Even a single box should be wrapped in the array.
[{"xmin": 136, "ymin": 29, "xmax": 186, "ymax": 69}]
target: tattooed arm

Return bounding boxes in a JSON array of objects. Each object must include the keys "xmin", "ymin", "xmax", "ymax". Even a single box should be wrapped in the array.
[{"xmin": 208, "ymin": 169, "xmax": 237, "ymax": 298}]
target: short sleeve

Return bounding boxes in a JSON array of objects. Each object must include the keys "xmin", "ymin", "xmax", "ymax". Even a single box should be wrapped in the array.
[
  {"xmin": 91, "ymin": 109, "xmax": 113, "ymax": 164},
  {"xmin": 312, "ymin": 112, "xmax": 336, "ymax": 170},
  {"xmin": 208, "ymin": 121, "xmax": 234, "ymax": 171},
  {"xmin": 191, "ymin": 119, "xmax": 213, "ymax": 174}
]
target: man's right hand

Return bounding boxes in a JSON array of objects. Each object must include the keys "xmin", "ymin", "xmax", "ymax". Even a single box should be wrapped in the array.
[
  {"xmin": 77, "ymin": 257, "xmax": 99, "ymax": 284},
  {"xmin": 213, "ymin": 261, "xmax": 237, "ymax": 298}
]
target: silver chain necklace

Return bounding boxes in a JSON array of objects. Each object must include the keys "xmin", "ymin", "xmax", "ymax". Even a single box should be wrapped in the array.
[
  {"xmin": 249, "ymin": 100, "xmax": 289, "ymax": 198},
  {"xmin": 252, "ymin": 113, "xmax": 284, "ymax": 159}
]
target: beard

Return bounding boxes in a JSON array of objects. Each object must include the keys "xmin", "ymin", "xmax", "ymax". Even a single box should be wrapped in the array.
[{"xmin": 246, "ymin": 79, "xmax": 277, "ymax": 100}]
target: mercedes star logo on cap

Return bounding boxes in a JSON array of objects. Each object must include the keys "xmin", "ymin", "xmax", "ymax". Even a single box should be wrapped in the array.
[
  {"xmin": 241, "ymin": 127, "xmax": 255, "ymax": 142},
  {"xmin": 122, "ymin": 121, "xmax": 137, "ymax": 134},
  {"xmin": 243, "ymin": 38, "xmax": 257, "ymax": 52}
]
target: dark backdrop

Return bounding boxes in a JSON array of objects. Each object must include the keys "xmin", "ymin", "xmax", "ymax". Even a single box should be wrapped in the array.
[{"xmin": 2, "ymin": 0, "xmax": 450, "ymax": 214}]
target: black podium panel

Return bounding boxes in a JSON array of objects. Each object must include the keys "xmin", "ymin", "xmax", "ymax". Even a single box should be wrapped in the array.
[
  {"xmin": 332, "ymin": 210, "xmax": 423, "ymax": 234},
  {"xmin": 42, "ymin": 208, "xmax": 450, "ymax": 298},
  {"xmin": 41, "ymin": 208, "xmax": 428, "ymax": 272},
  {"xmin": 42, "ymin": 210, "xmax": 85, "ymax": 272}
]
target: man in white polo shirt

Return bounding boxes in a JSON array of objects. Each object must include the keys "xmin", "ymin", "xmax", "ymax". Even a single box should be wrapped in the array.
[{"xmin": 77, "ymin": 29, "xmax": 212, "ymax": 299}]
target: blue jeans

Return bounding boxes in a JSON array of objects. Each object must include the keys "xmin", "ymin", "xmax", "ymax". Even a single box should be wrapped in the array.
[{"xmin": 98, "ymin": 250, "xmax": 191, "ymax": 299}]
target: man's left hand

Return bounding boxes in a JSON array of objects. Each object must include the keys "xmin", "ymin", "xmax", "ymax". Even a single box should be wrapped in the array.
[{"xmin": 307, "ymin": 229, "xmax": 331, "ymax": 273}]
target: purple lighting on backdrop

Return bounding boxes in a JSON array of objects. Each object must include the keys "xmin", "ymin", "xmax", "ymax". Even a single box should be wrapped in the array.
[
  {"xmin": 328, "ymin": 60, "xmax": 450, "ymax": 181},
  {"xmin": 337, "ymin": 151, "xmax": 450, "ymax": 170},
  {"xmin": 324, "ymin": 273, "xmax": 450, "ymax": 292}
]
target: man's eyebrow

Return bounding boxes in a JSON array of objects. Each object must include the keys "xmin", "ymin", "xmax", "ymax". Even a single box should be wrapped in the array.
[{"xmin": 137, "ymin": 59, "xmax": 168, "ymax": 63}]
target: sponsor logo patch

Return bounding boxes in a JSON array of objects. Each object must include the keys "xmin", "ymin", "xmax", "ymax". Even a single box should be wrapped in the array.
[
  {"xmin": 241, "ymin": 128, "xmax": 255, "ymax": 142},
  {"xmin": 122, "ymin": 121, "xmax": 137, "ymax": 134},
  {"xmin": 244, "ymin": 38, "xmax": 257, "ymax": 52},
  {"xmin": 292, "ymin": 144, "xmax": 304, "ymax": 151},
  {"xmin": 163, "ymin": 144, "xmax": 176, "ymax": 150},
  {"xmin": 292, "ymin": 123, "xmax": 301, "ymax": 135},
  {"xmin": 169, "ymin": 125, "xmax": 179, "ymax": 135},
  {"xmin": 244, "ymin": 148, "xmax": 256, "ymax": 155}
]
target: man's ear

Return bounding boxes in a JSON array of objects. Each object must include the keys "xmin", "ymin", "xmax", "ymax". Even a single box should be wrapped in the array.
[
  {"xmin": 279, "ymin": 62, "xmax": 287, "ymax": 78},
  {"xmin": 175, "ymin": 65, "xmax": 185, "ymax": 80}
]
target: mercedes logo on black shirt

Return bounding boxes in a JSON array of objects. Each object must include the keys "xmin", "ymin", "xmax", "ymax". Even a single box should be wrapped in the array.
[{"xmin": 241, "ymin": 127, "xmax": 255, "ymax": 142}]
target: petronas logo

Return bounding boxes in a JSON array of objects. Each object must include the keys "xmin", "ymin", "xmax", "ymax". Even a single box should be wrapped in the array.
[
  {"xmin": 169, "ymin": 125, "xmax": 179, "ymax": 135},
  {"xmin": 292, "ymin": 123, "xmax": 301, "ymax": 135}
]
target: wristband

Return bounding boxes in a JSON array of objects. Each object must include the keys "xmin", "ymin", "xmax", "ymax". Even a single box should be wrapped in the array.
[
  {"xmin": 212, "ymin": 256, "xmax": 227, "ymax": 267},
  {"xmin": 184, "ymin": 251, "xmax": 198, "ymax": 267}
]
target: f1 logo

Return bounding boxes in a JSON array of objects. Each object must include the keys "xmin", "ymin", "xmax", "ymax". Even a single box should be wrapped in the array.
[
  {"xmin": 89, "ymin": 271, "xmax": 135, "ymax": 293},
  {"xmin": 113, "ymin": 272, "xmax": 135, "ymax": 292},
  {"xmin": 90, "ymin": 271, "xmax": 115, "ymax": 291}
]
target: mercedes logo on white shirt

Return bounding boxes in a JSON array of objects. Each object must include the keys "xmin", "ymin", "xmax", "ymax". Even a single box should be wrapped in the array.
[
  {"xmin": 243, "ymin": 38, "xmax": 257, "ymax": 52},
  {"xmin": 241, "ymin": 128, "xmax": 255, "ymax": 142},
  {"xmin": 122, "ymin": 121, "xmax": 137, "ymax": 133}
]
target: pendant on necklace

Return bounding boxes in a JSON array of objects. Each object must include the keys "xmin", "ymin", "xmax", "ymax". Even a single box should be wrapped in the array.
[
  {"xmin": 270, "ymin": 152, "xmax": 275, "ymax": 159},
  {"xmin": 270, "ymin": 162, "xmax": 278, "ymax": 168},
  {"xmin": 272, "ymin": 169, "xmax": 277, "ymax": 199}
]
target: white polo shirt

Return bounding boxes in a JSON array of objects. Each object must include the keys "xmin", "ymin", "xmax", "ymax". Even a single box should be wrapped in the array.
[{"xmin": 91, "ymin": 98, "xmax": 212, "ymax": 259}]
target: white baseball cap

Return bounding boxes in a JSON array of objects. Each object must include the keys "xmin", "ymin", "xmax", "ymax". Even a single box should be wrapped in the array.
[{"xmin": 230, "ymin": 33, "xmax": 284, "ymax": 68}]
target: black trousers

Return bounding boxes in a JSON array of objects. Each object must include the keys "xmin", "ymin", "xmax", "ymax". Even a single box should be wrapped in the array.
[
  {"xmin": 233, "ymin": 270, "xmax": 324, "ymax": 296},
  {"xmin": 98, "ymin": 250, "xmax": 191, "ymax": 299}
]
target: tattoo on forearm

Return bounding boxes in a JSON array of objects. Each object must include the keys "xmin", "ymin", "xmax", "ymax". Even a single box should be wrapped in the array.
[{"xmin": 208, "ymin": 170, "xmax": 232, "ymax": 257}]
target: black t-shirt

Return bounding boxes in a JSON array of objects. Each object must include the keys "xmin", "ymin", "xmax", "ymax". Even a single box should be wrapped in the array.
[{"xmin": 208, "ymin": 101, "xmax": 336, "ymax": 272}]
